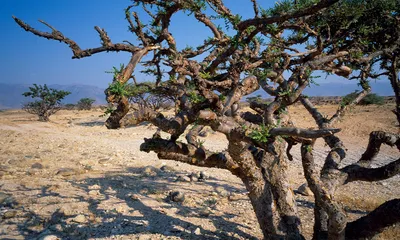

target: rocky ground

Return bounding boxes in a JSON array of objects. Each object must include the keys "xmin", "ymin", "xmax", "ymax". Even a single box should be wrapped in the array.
[{"xmin": 0, "ymin": 104, "xmax": 399, "ymax": 240}]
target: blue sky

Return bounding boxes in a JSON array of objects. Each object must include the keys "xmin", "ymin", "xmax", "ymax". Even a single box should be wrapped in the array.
[
  {"xmin": 1, "ymin": 0, "xmax": 276, "ymax": 88},
  {"xmin": 0, "ymin": 0, "xmax": 393, "ymax": 95}
]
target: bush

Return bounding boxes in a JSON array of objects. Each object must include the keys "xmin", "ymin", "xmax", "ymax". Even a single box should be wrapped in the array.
[
  {"xmin": 76, "ymin": 98, "xmax": 95, "ymax": 110},
  {"xmin": 64, "ymin": 104, "xmax": 76, "ymax": 110},
  {"xmin": 342, "ymin": 91, "xmax": 385, "ymax": 106},
  {"xmin": 22, "ymin": 84, "xmax": 71, "ymax": 121}
]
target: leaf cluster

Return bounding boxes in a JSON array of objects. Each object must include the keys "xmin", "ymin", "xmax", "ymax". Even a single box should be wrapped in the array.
[{"xmin": 76, "ymin": 98, "xmax": 95, "ymax": 110}]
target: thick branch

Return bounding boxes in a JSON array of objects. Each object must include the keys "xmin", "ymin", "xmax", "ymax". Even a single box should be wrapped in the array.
[
  {"xmin": 269, "ymin": 128, "xmax": 340, "ymax": 139},
  {"xmin": 342, "ymin": 158, "xmax": 400, "ymax": 183},
  {"xmin": 301, "ymin": 143, "xmax": 347, "ymax": 240},
  {"xmin": 345, "ymin": 199, "xmax": 400, "ymax": 240},
  {"xmin": 359, "ymin": 131, "xmax": 400, "ymax": 164},
  {"xmin": 140, "ymin": 137, "xmax": 240, "ymax": 175}
]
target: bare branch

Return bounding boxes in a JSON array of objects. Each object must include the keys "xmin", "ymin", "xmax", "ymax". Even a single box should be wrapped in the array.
[
  {"xmin": 269, "ymin": 128, "xmax": 340, "ymax": 139},
  {"xmin": 13, "ymin": 16, "xmax": 141, "ymax": 59},
  {"xmin": 238, "ymin": 0, "xmax": 339, "ymax": 31},
  {"xmin": 342, "ymin": 158, "xmax": 400, "ymax": 183}
]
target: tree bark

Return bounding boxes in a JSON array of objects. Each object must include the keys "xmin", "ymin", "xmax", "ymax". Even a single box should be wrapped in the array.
[
  {"xmin": 345, "ymin": 199, "xmax": 400, "ymax": 239},
  {"xmin": 228, "ymin": 133, "xmax": 303, "ymax": 239},
  {"xmin": 105, "ymin": 96, "xmax": 130, "ymax": 129}
]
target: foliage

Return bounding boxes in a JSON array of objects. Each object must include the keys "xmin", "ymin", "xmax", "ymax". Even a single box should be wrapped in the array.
[
  {"xmin": 76, "ymin": 98, "xmax": 95, "ymax": 110},
  {"xmin": 64, "ymin": 103, "xmax": 76, "ymax": 110},
  {"xmin": 22, "ymin": 84, "xmax": 71, "ymax": 121},
  {"xmin": 342, "ymin": 91, "xmax": 385, "ymax": 106},
  {"xmin": 107, "ymin": 81, "xmax": 129, "ymax": 97},
  {"xmin": 105, "ymin": 64, "xmax": 125, "ymax": 80},
  {"xmin": 249, "ymin": 124, "xmax": 272, "ymax": 143},
  {"xmin": 100, "ymin": 105, "xmax": 116, "ymax": 117}
]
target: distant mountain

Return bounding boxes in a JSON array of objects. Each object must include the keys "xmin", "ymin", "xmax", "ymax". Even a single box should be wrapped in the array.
[
  {"xmin": 246, "ymin": 80, "xmax": 394, "ymax": 100},
  {"xmin": 0, "ymin": 80, "xmax": 395, "ymax": 109},
  {"xmin": 0, "ymin": 83, "xmax": 107, "ymax": 109}
]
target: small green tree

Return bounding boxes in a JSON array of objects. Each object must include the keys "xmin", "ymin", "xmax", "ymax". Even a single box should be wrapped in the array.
[
  {"xmin": 342, "ymin": 91, "xmax": 385, "ymax": 106},
  {"xmin": 76, "ymin": 98, "xmax": 95, "ymax": 110},
  {"xmin": 22, "ymin": 84, "xmax": 71, "ymax": 121}
]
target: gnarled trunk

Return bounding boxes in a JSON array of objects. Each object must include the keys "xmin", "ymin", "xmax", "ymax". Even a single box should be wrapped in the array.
[
  {"xmin": 38, "ymin": 114, "xmax": 49, "ymax": 122},
  {"xmin": 228, "ymin": 135, "xmax": 303, "ymax": 239},
  {"xmin": 105, "ymin": 96, "xmax": 129, "ymax": 129}
]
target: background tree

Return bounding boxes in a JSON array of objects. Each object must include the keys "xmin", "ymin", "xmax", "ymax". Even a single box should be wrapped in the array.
[
  {"xmin": 342, "ymin": 91, "xmax": 385, "ymax": 106},
  {"xmin": 76, "ymin": 97, "xmax": 96, "ymax": 110},
  {"xmin": 14, "ymin": 0, "xmax": 400, "ymax": 239},
  {"xmin": 22, "ymin": 84, "xmax": 71, "ymax": 121}
]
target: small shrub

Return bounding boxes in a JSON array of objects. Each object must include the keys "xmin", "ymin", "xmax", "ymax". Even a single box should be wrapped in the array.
[
  {"xmin": 22, "ymin": 84, "xmax": 71, "ymax": 121},
  {"xmin": 64, "ymin": 104, "xmax": 76, "ymax": 110},
  {"xmin": 342, "ymin": 91, "xmax": 385, "ymax": 106},
  {"xmin": 76, "ymin": 98, "xmax": 95, "ymax": 110}
]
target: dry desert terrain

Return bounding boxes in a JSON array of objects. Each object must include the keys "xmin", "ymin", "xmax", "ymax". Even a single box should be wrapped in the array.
[{"xmin": 0, "ymin": 104, "xmax": 399, "ymax": 239}]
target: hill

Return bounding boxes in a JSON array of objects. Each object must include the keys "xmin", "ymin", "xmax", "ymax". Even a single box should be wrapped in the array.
[
  {"xmin": 0, "ymin": 81, "xmax": 394, "ymax": 109},
  {"xmin": 0, "ymin": 83, "xmax": 107, "ymax": 109}
]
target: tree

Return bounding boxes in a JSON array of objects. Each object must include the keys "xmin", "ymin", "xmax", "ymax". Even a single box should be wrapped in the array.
[
  {"xmin": 22, "ymin": 84, "xmax": 71, "ymax": 121},
  {"xmin": 342, "ymin": 91, "xmax": 385, "ymax": 106},
  {"xmin": 14, "ymin": 1, "xmax": 400, "ymax": 239},
  {"xmin": 76, "ymin": 97, "xmax": 96, "ymax": 110},
  {"xmin": 125, "ymin": 81, "xmax": 175, "ymax": 122}
]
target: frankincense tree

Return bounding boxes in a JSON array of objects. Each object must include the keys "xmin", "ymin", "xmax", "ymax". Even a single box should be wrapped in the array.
[{"xmin": 14, "ymin": 0, "xmax": 400, "ymax": 239}]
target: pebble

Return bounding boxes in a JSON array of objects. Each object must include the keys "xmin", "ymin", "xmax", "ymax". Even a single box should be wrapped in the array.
[
  {"xmin": 56, "ymin": 168, "xmax": 76, "ymax": 177},
  {"xmin": 215, "ymin": 187, "xmax": 229, "ymax": 197},
  {"xmin": 98, "ymin": 158, "xmax": 111, "ymax": 164},
  {"xmin": 31, "ymin": 162, "xmax": 43, "ymax": 169},
  {"xmin": 128, "ymin": 193, "xmax": 141, "ymax": 201},
  {"xmin": 160, "ymin": 165, "xmax": 175, "ymax": 172},
  {"xmin": 169, "ymin": 191, "xmax": 185, "ymax": 202},
  {"xmin": 88, "ymin": 184, "xmax": 101, "ymax": 190},
  {"xmin": 296, "ymin": 183, "xmax": 313, "ymax": 196},
  {"xmin": 142, "ymin": 166, "xmax": 158, "ymax": 177},
  {"xmin": 88, "ymin": 190, "xmax": 100, "ymax": 196},
  {"xmin": 198, "ymin": 171, "xmax": 208, "ymax": 181},
  {"xmin": 72, "ymin": 214, "xmax": 87, "ymax": 223},
  {"xmin": 39, "ymin": 235, "xmax": 61, "ymax": 240},
  {"xmin": 2, "ymin": 210, "xmax": 17, "ymax": 219},
  {"xmin": 176, "ymin": 175, "xmax": 191, "ymax": 182},
  {"xmin": 0, "ymin": 192, "xmax": 14, "ymax": 207},
  {"xmin": 228, "ymin": 193, "xmax": 243, "ymax": 201},
  {"xmin": 198, "ymin": 207, "xmax": 212, "ymax": 217},
  {"xmin": 193, "ymin": 227, "xmax": 201, "ymax": 235}
]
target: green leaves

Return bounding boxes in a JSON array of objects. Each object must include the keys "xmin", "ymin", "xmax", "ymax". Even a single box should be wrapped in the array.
[
  {"xmin": 187, "ymin": 91, "xmax": 206, "ymax": 104},
  {"xmin": 22, "ymin": 84, "xmax": 71, "ymax": 121},
  {"xmin": 108, "ymin": 81, "xmax": 129, "ymax": 97},
  {"xmin": 105, "ymin": 64, "xmax": 125, "ymax": 80},
  {"xmin": 22, "ymin": 84, "xmax": 71, "ymax": 105},
  {"xmin": 249, "ymin": 124, "xmax": 272, "ymax": 143}
]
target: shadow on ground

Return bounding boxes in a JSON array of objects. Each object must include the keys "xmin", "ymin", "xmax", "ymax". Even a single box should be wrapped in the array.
[{"xmin": 3, "ymin": 167, "xmax": 257, "ymax": 239}]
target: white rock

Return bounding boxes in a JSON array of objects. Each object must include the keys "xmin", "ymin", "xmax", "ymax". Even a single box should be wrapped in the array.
[
  {"xmin": 72, "ymin": 214, "xmax": 87, "ymax": 223},
  {"xmin": 193, "ymin": 227, "xmax": 201, "ymax": 235}
]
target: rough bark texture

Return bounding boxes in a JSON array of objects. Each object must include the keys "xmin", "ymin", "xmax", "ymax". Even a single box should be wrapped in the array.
[
  {"xmin": 345, "ymin": 199, "xmax": 400, "ymax": 239},
  {"xmin": 105, "ymin": 96, "xmax": 130, "ymax": 129},
  {"xmin": 228, "ymin": 133, "xmax": 302, "ymax": 240}
]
